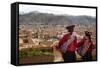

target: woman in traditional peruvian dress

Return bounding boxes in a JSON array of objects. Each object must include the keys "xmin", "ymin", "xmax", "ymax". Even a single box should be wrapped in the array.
[{"xmin": 77, "ymin": 31, "xmax": 95, "ymax": 61}]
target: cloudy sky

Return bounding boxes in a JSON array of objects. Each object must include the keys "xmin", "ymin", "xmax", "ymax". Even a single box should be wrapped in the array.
[{"xmin": 19, "ymin": 4, "xmax": 96, "ymax": 17}]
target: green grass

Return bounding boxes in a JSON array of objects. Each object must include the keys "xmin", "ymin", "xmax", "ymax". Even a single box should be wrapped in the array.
[{"xmin": 19, "ymin": 48, "xmax": 53, "ymax": 58}]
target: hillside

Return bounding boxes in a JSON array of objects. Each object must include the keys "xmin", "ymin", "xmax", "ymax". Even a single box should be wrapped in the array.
[{"xmin": 19, "ymin": 11, "xmax": 96, "ymax": 25}]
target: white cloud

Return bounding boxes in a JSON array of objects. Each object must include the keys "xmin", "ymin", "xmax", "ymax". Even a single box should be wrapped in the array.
[{"xmin": 19, "ymin": 4, "xmax": 96, "ymax": 17}]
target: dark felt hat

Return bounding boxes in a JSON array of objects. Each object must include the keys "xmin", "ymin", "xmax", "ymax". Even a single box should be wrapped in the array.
[
  {"xmin": 85, "ymin": 31, "xmax": 92, "ymax": 36},
  {"xmin": 66, "ymin": 25, "xmax": 75, "ymax": 30}
]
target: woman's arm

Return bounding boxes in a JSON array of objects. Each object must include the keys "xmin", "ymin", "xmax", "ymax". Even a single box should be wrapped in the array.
[{"xmin": 77, "ymin": 37, "xmax": 85, "ymax": 47}]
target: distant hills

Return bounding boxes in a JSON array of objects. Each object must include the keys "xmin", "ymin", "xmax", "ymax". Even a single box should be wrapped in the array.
[{"xmin": 19, "ymin": 11, "xmax": 96, "ymax": 25}]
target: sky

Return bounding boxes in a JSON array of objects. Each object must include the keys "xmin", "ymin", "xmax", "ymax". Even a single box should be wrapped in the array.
[{"xmin": 19, "ymin": 4, "xmax": 96, "ymax": 17}]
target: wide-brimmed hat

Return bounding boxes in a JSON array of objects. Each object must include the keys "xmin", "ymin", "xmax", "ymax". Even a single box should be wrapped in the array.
[{"xmin": 66, "ymin": 25, "xmax": 75, "ymax": 30}]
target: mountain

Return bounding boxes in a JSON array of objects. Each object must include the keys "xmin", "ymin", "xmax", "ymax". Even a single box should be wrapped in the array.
[{"xmin": 19, "ymin": 11, "xmax": 96, "ymax": 25}]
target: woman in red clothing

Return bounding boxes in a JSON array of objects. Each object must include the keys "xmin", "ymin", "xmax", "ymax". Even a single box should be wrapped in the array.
[
  {"xmin": 77, "ymin": 31, "xmax": 95, "ymax": 61},
  {"xmin": 56, "ymin": 25, "xmax": 78, "ymax": 62}
]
